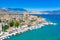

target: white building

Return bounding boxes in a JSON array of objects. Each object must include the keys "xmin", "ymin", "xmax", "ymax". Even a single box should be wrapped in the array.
[{"xmin": 0, "ymin": 23, "xmax": 2, "ymax": 32}]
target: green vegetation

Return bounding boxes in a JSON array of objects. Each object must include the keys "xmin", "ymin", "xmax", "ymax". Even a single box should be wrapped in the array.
[
  {"xmin": 37, "ymin": 16, "xmax": 42, "ymax": 18},
  {"xmin": 9, "ymin": 20, "xmax": 14, "ymax": 27},
  {"xmin": 15, "ymin": 21, "xmax": 19, "ymax": 27},
  {"xmin": 0, "ymin": 14, "xmax": 43, "ymax": 32},
  {"xmin": 3, "ymin": 25, "xmax": 9, "ymax": 32},
  {"xmin": 30, "ymin": 20, "xmax": 35, "ymax": 22},
  {"xmin": 0, "ymin": 19, "xmax": 2, "ymax": 23},
  {"xmin": 37, "ymin": 16, "xmax": 40, "ymax": 18}
]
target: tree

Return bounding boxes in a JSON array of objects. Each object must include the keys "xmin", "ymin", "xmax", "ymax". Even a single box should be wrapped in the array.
[
  {"xmin": 9, "ymin": 20, "xmax": 14, "ymax": 27},
  {"xmin": 3, "ymin": 25, "xmax": 9, "ymax": 32},
  {"xmin": 37, "ymin": 16, "xmax": 40, "ymax": 18},
  {"xmin": 37, "ymin": 16, "xmax": 42, "ymax": 18},
  {"xmin": 15, "ymin": 21, "xmax": 19, "ymax": 27},
  {"xmin": 0, "ymin": 19, "xmax": 2, "ymax": 23},
  {"xmin": 30, "ymin": 19, "xmax": 35, "ymax": 22}
]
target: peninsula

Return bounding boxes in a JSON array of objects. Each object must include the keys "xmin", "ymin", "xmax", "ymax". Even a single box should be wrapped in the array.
[{"xmin": 0, "ymin": 12, "xmax": 55, "ymax": 40}]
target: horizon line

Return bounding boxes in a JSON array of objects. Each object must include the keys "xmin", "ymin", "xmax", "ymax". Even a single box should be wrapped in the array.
[{"xmin": 0, "ymin": 7, "xmax": 60, "ymax": 11}]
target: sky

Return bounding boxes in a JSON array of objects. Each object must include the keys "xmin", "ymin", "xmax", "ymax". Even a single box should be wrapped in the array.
[{"xmin": 0, "ymin": 0, "xmax": 60, "ymax": 11}]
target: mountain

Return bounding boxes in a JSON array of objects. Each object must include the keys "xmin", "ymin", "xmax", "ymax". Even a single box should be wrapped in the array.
[
  {"xmin": 0, "ymin": 8, "xmax": 60, "ymax": 14},
  {"xmin": 29, "ymin": 10, "xmax": 60, "ymax": 14},
  {"xmin": 0, "ymin": 8, "xmax": 27, "ymax": 14},
  {"xmin": 41, "ymin": 10, "xmax": 60, "ymax": 14}
]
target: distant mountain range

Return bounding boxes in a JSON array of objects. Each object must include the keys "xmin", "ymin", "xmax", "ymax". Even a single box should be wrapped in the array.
[
  {"xmin": 41, "ymin": 10, "xmax": 60, "ymax": 14},
  {"xmin": 0, "ymin": 8, "xmax": 60, "ymax": 14},
  {"xmin": 29, "ymin": 10, "xmax": 60, "ymax": 14},
  {"xmin": 0, "ymin": 8, "xmax": 27, "ymax": 14}
]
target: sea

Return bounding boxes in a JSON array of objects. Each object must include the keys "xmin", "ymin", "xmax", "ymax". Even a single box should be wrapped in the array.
[{"xmin": 4, "ymin": 14, "xmax": 60, "ymax": 40}]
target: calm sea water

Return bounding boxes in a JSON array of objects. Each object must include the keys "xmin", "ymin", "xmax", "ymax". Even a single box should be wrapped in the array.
[{"xmin": 4, "ymin": 14, "xmax": 60, "ymax": 40}]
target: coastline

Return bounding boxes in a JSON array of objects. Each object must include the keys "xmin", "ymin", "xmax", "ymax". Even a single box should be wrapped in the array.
[
  {"xmin": 0, "ymin": 22, "xmax": 56, "ymax": 40},
  {"xmin": 0, "ymin": 13, "xmax": 57, "ymax": 40}
]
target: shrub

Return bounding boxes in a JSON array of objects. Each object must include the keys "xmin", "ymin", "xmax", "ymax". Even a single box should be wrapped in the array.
[{"xmin": 9, "ymin": 20, "xmax": 14, "ymax": 27}]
